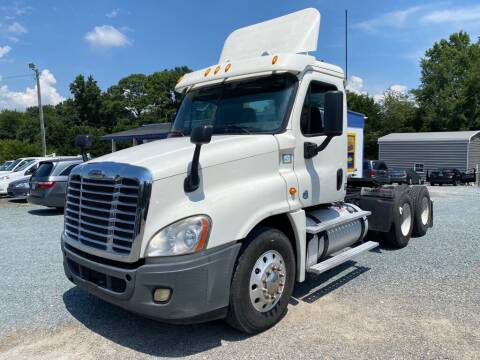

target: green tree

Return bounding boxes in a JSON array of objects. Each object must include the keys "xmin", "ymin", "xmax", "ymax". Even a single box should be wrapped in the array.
[
  {"xmin": 413, "ymin": 32, "xmax": 480, "ymax": 131},
  {"xmin": 69, "ymin": 74, "xmax": 104, "ymax": 127}
]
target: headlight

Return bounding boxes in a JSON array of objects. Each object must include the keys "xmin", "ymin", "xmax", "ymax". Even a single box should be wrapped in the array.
[
  {"xmin": 18, "ymin": 182, "xmax": 29, "ymax": 188},
  {"xmin": 0, "ymin": 176, "xmax": 9, "ymax": 181},
  {"xmin": 146, "ymin": 215, "xmax": 211, "ymax": 257}
]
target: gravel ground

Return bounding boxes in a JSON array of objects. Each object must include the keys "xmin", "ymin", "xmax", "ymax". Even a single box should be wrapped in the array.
[{"xmin": 0, "ymin": 186, "xmax": 479, "ymax": 359}]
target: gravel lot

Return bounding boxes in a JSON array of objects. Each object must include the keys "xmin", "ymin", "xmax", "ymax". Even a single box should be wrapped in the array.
[{"xmin": 0, "ymin": 186, "xmax": 479, "ymax": 359}]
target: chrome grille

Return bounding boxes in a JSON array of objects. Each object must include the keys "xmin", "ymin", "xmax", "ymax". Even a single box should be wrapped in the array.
[{"xmin": 65, "ymin": 173, "xmax": 143, "ymax": 255}]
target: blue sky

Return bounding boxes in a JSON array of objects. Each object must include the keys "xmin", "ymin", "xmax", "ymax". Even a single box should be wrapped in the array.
[{"xmin": 1, "ymin": 0, "xmax": 480, "ymax": 109}]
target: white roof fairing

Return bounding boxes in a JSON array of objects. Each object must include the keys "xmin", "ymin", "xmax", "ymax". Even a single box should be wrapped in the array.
[{"xmin": 219, "ymin": 8, "xmax": 320, "ymax": 63}]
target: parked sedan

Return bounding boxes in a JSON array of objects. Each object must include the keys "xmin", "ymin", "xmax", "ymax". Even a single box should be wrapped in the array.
[
  {"xmin": 0, "ymin": 159, "xmax": 42, "ymax": 195},
  {"xmin": 428, "ymin": 168, "xmax": 462, "ymax": 186},
  {"xmin": 0, "ymin": 160, "xmax": 13, "ymax": 171},
  {"xmin": 7, "ymin": 177, "xmax": 30, "ymax": 198},
  {"xmin": 389, "ymin": 168, "xmax": 422, "ymax": 185},
  {"xmin": 28, "ymin": 158, "xmax": 82, "ymax": 208}
]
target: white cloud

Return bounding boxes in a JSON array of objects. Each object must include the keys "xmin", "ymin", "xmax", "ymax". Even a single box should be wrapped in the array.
[
  {"xmin": 85, "ymin": 25, "xmax": 130, "ymax": 48},
  {"xmin": 346, "ymin": 75, "xmax": 367, "ymax": 95},
  {"xmin": 355, "ymin": 6, "xmax": 425, "ymax": 32},
  {"xmin": 106, "ymin": 8, "xmax": 120, "ymax": 18},
  {"xmin": 7, "ymin": 21, "xmax": 27, "ymax": 34},
  {"xmin": 422, "ymin": 5, "xmax": 480, "ymax": 24},
  {"xmin": 373, "ymin": 84, "xmax": 409, "ymax": 103},
  {"xmin": 0, "ymin": 69, "xmax": 65, "ymax": 110},
  {"xmin": 0, "ymin": 45, "xmax": 11, "ymax": 58}
]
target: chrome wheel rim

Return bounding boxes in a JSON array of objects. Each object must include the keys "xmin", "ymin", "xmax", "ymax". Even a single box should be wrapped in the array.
[
  {"xmin": 400, "ymin": 203, "xmax": 412, "ymax": 236},
  {"xmin": 420, "ymin": 197, "xmax": 430, "ymax": 225},
  {"xmin": 249, "ymin": 250, "xmax": 286, "ymax": 312}
]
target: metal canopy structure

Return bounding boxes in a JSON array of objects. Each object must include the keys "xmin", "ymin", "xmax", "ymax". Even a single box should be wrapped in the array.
[{"xmin": 101, "ymin": 123, "xmax": 171, "ymax": 152}]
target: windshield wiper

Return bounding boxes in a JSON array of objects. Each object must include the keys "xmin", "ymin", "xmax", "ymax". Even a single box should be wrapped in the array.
[{"xmin": 214, "ymin": 124, "xmax": 252, "ymax": 134}]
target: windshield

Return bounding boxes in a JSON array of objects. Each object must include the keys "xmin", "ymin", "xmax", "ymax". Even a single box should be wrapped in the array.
[
  {"xmin": 4, "ymin": 159, "xmax": 22, "ymax": 171},
  {"xmin": 14, "ymin": 159, "xmax": 36, "ymax": 172},
  {"xmin": 0, "ymin": 161, "xmax": 12, "ymax": 171},
  {"xmin": 171, "ymin": 74, "xmax": 297, "ymax": 135}
]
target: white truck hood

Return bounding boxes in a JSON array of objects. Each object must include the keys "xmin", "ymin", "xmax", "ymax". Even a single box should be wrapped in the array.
[{"xmin": 90, "ymin": 135, "xmax": 279, "ymax": 181}]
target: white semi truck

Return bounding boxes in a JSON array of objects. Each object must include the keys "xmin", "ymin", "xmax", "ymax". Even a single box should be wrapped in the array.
[{"xmin": 62, "ymin": 8, "xmax": 433, "ymax": 333}]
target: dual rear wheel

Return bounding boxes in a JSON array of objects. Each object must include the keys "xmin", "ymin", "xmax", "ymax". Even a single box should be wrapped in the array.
[{"xmin": 383, "ymin": 185, "xmax": 431, "ymax": 248}]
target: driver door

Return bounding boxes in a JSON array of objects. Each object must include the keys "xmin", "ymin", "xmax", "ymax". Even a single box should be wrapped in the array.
[{"xmin": 293, "ymin": 73, "xmax": 347, "ymax": 207}]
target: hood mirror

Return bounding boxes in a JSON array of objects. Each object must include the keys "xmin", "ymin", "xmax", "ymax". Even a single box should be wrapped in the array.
[
  {"xmin": 184, "ymin": 125, "xmax": 213, "ymax": 192},
  {"xmin": 75, "ymin": 134, "xmax": 93, "ymax": 162}
]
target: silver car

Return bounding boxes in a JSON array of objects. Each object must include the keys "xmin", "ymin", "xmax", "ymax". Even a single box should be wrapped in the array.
[{"xmin": 28, "ymin": 159, "xmax": 82, "ymax": 208}]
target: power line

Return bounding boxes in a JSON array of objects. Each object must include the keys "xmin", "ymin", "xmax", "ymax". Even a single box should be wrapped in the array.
[{"xmin": 0, "ymin": 73, "xmax": 35, "ymax": 81}]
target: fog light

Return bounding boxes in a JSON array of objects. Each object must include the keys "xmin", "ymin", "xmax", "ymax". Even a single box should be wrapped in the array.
[{"xmin": 153, "ymin": 288, "xmax": 171, "ymax": 303}]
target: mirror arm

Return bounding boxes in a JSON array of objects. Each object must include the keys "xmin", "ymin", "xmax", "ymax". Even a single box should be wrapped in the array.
[
  {"xmin": 81, "ymin": 149, "xmax": 88, "ymax": 162},
  {"xmin": 304, "ymin": 136, "xmax": 333, "ymax": 159},
  {"xmin": 184, "ymin": 144, "xmax": 202, "ymax": 192}
]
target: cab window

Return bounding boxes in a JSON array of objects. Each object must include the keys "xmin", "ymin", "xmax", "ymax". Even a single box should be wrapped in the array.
[{"xmin": 301, "ymin": 82, "xmax": 337, "ymax": 136}]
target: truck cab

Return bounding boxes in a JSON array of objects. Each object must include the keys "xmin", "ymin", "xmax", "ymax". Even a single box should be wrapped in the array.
[{"xmin": 62, "ymin": 8, "xmax": 432, "ymax": 333}]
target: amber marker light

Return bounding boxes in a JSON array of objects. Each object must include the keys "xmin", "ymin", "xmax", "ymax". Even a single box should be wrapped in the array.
[
  {"xmin": 204, "ymin": 68, "xmax": 211, "ymax": 77},
  {"xmin": 289, "ymin": 187, "xmax": 297, "ymax": 196},
  {"xmin": 194, "ymin": 217, "xmax": 211, "ymax": 252},
  {"xmin": 225, "ymin": 63, "xmax": 232, "ymax": 72},
  {"xmin": 272, "ymin": 55, "xmax": 278, "ymax": 65},
  {"xmin": 214, "ymin": 65, "xmax": 221, "ymax": 74}
]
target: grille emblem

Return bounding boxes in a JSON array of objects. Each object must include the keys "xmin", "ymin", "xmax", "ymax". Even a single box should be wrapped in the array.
[{"xmin": 88, "ymin": 169, "xmax": 106, "ymax": 178}]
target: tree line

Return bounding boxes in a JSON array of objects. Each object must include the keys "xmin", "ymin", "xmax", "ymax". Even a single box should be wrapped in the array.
[
  {"xmin": 0, "ymin": 32, "xmax": 479, "ymax": 162},
  {"xmin": 0, "ymin": 66, "xmax": 190, "ymax": 161}
]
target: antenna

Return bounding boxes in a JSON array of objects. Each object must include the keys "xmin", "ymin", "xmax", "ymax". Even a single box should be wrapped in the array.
[{"xmin": 345, "ymin": 9, "xmax": 348, "ymax": 82}]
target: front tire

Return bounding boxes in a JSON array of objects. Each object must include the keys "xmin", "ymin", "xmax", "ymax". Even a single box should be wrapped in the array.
[{"xmin": 226, "ymin": 226, "xmax": 295, "ymax": 334}]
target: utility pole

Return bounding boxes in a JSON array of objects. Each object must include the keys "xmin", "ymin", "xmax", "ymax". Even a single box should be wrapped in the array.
[{"xmin": 29, "ymin": 63, "xmax": 46, "ymax": 157}]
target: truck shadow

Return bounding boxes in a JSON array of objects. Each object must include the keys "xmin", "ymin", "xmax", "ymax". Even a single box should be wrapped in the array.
[
  {"xmin": 292, "ymin": 261, "xmax": 370, "ymax": 304},
  {"xmin": 62, "ymin": 287, "xmax": 248, "ymax": 357},
  {"xmin": 28, "ymin": 208, "xmax": 64, "ymax": 216}
]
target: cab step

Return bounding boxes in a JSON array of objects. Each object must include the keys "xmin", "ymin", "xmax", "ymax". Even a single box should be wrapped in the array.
[{"xmin": 307, "ymin": 241, "xmax": 379, "ymax": 275}]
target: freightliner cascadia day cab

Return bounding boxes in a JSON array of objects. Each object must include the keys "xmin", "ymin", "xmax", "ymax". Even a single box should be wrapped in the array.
[{"xmin": 62, "ymin": 8, "xmax": 433, "ymax": 333}]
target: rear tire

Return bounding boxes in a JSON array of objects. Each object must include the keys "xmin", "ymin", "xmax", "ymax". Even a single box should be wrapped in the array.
[
  {"xmin": 409, "ymin": 186, "xmax": 431, "ymax": 237},
  {"xmin": 383, "ymin": 190, "xmax": 414, "ymax": 248},
  {"xmin": 226, "ymin": 226, "xmax": 295, "ymax": 334}
]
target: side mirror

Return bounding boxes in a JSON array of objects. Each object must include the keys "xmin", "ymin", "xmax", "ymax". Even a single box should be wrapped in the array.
[
  {"xmin": 324, "ymin": 91, "xmax": 344, "ymax": 136},
  {"xmin": 190, "ymin": 125, "xmax": 213, "ymax": 145},
  {"xmin": 184, "ymin": 125, "xmax": 213, "ymax": 192},
  {"xmin": 304, "ymin": 91, "xmax": 344, "ymax": 159},
  {"xmin": 75, "ymin": 135, "xmax": 93, "ymax": 150},
  {"xmin": 75, "ymin": 134, "xmax": 93, "ymax": 162}
]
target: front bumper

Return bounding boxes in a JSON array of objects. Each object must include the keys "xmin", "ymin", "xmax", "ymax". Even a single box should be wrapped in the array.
[
  {"xmin": 28, "ymin": 193, "xmax": 65, "ymax": 208},
  {"xmin": 62, "ymin": 240, "xmax": 241, "ymax": 323},
  {"xmin": 8, "ymin": 187, "xmax": 29, "ymax": 197}
]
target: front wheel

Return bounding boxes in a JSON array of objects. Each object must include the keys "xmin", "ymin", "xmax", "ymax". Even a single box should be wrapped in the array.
[{"xmin": 226, "ymin": 226, "xmax": 295, "ymax": 334}]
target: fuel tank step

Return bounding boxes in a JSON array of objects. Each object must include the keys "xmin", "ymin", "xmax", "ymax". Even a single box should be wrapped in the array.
[{"xmin": 307, "ymin": 241, "xmax": 379, "ymax": 275}]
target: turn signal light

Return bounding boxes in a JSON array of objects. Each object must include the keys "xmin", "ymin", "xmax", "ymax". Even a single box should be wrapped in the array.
[
  {"xmin": 225, "ymin": 63, "xmax": 232, "ymax": 72},
  {"xmin": 272, "ymin": 55, "xmax": 278, "ymax": 64},
  {"xmin": 214, "ymin": 65, "xmax": 221, "ymax": 74},
  {"xmin": 204, "ymin": 68, "xmax": 211, "ymax": 77},
  {"xmin": 289, "ymin": 187, "xmax": 297, "ymax": 196}
]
